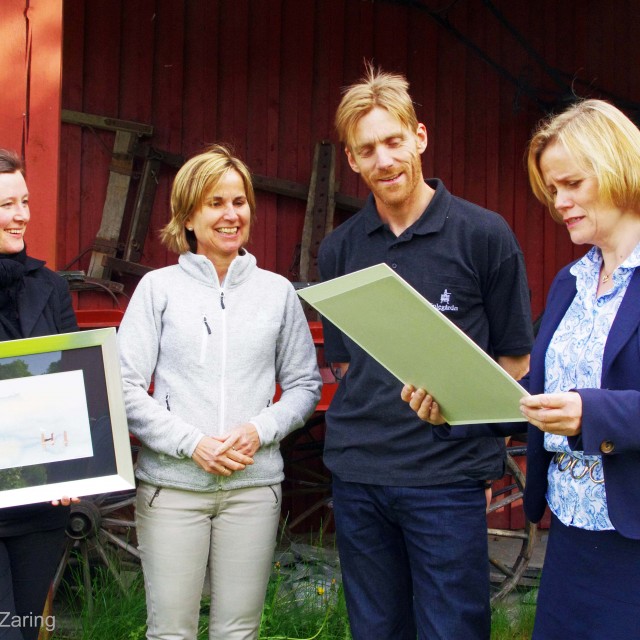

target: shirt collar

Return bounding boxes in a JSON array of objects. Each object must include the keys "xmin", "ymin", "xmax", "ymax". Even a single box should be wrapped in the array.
[
  {"xmin": 363, "ymin": 178, "xmax": 450, "ymax": 238},
  {"xmin": 572, "ymin": 241, "xmax": 640, "ymax": 280}
]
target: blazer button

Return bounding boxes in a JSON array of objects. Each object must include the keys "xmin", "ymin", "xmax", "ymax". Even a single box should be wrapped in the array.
[{"xmin": 600, "ymin": 440, "xmax": 615, "ymax": 454}]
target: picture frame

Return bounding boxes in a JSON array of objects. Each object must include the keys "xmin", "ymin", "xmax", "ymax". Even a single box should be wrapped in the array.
[{"xmin": 0, "ymin": 328, "xmax": 135, "ymax": 508}]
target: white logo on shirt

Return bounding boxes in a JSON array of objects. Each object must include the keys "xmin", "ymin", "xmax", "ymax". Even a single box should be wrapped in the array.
[{"xmin": 433, "ymin": 289, "xmax": 459, "ymax": 312}]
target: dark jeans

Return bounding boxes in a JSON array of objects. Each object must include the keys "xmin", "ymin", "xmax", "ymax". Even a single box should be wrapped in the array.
[
  {"xmin": 0, "ymin": 528, "xmax": 67, "ymax": 640},
  {"xmin": 332, "ymin": 476, "xmax": 491, "ymax": 640}
]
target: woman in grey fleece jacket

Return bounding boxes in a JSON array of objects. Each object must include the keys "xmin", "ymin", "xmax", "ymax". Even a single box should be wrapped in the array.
[{"xmin": 118, "ymin": 145, "xmax": 321, "ymax": 640}]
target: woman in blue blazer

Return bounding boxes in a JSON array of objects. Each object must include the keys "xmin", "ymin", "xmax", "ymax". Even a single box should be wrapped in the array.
[{"xmin": 403, "ymin": 99, "xmax": 640, "ymax": 639}]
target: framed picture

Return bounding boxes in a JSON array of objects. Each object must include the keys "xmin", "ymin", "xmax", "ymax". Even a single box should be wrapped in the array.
[{"xmin": 0, "ymin": 328, "xmax": 135, "ymax": 508}]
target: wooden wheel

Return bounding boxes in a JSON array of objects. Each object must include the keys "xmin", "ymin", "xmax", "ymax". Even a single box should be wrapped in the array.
[
  {"xmin": 281, "ymin": 413, "xmax": 333, "ymax": 537},
  {"xmin": 52, "ymin": 490, "xmax": 139, "ymax": 614},
  {"xmin": 488, "ymin": 446, "xmax": 537, "ymax": 602}
]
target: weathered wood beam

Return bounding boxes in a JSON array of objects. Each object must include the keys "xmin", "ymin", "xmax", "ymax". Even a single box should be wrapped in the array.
[{"xmin": 61, "ymin": 109, "xmax": 154, "ymax": 136}]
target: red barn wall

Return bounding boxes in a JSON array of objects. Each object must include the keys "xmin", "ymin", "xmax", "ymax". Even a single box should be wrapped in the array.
[
  {"xmin": 1, "ymin": 0, "xmax": 63, "ymax": 266},
  {"xmin": 58, "ymin": 0, "xmax": 640, "ymax": 319}
]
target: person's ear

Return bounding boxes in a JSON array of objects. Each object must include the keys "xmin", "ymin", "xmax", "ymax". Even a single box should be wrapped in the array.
[
  {"xmin": 345, "ymin": 147, "xmax": 361, "ymax": 174},
  {"xmin": 416, "ymin": 123, "xmax": 428, "ymax": 154}
]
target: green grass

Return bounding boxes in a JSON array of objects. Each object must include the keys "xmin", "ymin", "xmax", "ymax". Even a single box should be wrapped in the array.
[
  {"xmin": 53, "ymin": 566, "xmax": 148, "ymax": 640},
  {"xmin": 259, "ymin": 562, "xmax": 351, "ymax": 640},
  {"xmin": 490, "ymin": 589, "xmax": 537, "ymax": 640},
  {"xmin": 51, "ymin": 564, "xmax": 349, "ymax": 640},
  {"xmin": 51, "ymin": 557, "xmax": 536, "ymax": 640}
]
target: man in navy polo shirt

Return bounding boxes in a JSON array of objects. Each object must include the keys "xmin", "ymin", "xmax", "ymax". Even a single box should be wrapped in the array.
[{"xmin": 318, "ymin": 64, "xmax": 533, "ymax": 640}]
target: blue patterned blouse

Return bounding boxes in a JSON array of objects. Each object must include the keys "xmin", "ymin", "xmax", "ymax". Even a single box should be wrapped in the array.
[{"xmin": 544, "ymin": 243, "xmax": 640, "ymax": 530}]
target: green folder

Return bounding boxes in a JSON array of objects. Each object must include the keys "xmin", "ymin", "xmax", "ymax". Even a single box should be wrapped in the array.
[{"xmin": 298, "ymin": 263, "xmax": 528, "ymax": 425}]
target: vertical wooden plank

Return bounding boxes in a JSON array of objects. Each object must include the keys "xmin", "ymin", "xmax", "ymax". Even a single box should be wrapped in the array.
[
  {"xmin": 372, "ymin": 1, "xmax": 408, "ymax": 76},
  {"xmin": 76, "ymin": 0, "xmax": 122, "ymax": 279},
  {"xmin": 448, "ymin": 2, "xmax": 467, "ymax": 198},
  {"xmin": 311, "ymin": 0, "xmax": 344, "ymax": 142},
  {"xmin": 308, "ymin": 0, "xmax": 346, "ymax": 242},
  {"xmin": 120, "ymin": 0, "xmax": 156, "ymax": 124},
  {"xmin": 22, "ymin": 0, "xmax": 64, "ymax": 267},
  {"xmin": 463, "ymin": 3, "xmax": 488, "ymax": 208},
  {"xmin": 217, "ymin": 0, "xmax": 249, "ymax": 153},
  {"xmin": 406, "ymin": 9, "xmax": 438, "ymax": 180},
  {"xmin": 434, "ymin": 5, "xmax": 467, "ymax": 193},
  {"xmin": 525, "ymin": 0, "xmax": 553, "ymax": 314},
  {"xmin": 146, "ymin": 0, "xmax": 185, "ymax": 269},
  {"xmin": 0, "ymin": 0, "xmax": 27, "ymax": 154},
  {"xmin": 246, "ymin": 0, "xmax": 282, "ymax": 272},
  {"xmin": 275, "ymin": 0, "xmax": 315, "ymax": 277},
  {"xmin": 117, "ymin": 0, "xmax": 157, "ymax": 280},
  {"xmin": 495, "ymin": 0, "xmax": 522, "ymax": 245},
  {"xmin": 624, "ymin": 0, "xmax": 640, "ymax": 113},
  {"xmin": 182, "ymin": 0, "xmax": 218, "ymax": 152},
  {"xmin": 498, "ymin": 0, "xmax": 539, "ymax": 283},
  {"xmin": 478, "ymin": 5, "xmax": 501, "ymax": 216},
  {"xmin": 59, "ymin": 0, "xmax": 85, "ymax": 277},
  {"xmin": 289, "ymin": 0, "xmax": 318, "ymax": 278}
]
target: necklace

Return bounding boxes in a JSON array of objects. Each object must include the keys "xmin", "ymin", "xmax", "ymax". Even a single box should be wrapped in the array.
[{"xmin": 601, "ymin": 265, "xmax": 617, "ymax": 283}]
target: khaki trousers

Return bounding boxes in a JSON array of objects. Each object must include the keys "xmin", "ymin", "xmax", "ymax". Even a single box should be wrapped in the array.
[{"xmin": 136, "ymin": 481, "xmax": 281, "ymax": 640}]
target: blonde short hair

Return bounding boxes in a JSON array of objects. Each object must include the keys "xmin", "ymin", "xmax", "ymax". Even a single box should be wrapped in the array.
[
  {"xmin": 527, "ymin": 99, "xmax": 640, "ymax": 222},
  {"xmin": 335, "ymin": 62, "xmax": 419, "ymax": 150},
  {"xmin": 160, "ymin": 144, "xmax": 256, "ymax": 254}
]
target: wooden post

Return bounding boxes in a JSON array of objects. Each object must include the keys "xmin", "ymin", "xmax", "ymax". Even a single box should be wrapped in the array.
[
  {"xmin": 299, "ymin": 142, "xmax": 336, "ymax": 283},
  {"xmin": 37, "ymin": 585, "xmax": 54, "ymax": 640}
]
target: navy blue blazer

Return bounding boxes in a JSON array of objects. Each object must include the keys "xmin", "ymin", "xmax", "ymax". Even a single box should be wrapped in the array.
[
  {"xmin": 437, "ymin": 262, "xmax": 640, "ymax": 539},
  {"xmin": 523, "ymin": 262, "xmax": 640, "ymax": 540}
]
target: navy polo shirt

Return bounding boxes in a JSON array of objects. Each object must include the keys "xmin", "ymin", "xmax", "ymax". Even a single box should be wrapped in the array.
[{"xmin": 318, "ymin": 179, "xmax": 533, "ymax": 486}]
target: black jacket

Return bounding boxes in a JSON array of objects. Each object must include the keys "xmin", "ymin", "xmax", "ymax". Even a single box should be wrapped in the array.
[{"xmin": 0, "ymin": 255, "xmax": 78, "ymax": 535}]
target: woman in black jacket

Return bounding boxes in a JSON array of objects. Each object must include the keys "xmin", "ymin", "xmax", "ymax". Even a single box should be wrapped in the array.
[{"xmin": 0, "ymin": 149, "xmax": 78, "ymax": 640}]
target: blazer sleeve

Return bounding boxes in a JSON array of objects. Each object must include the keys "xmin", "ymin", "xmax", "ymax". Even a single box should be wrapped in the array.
[
  {"xmin": 54, "ymin": 273, "xmax": 79, "ymax": 333},
  {"xmin": 572, "ymin": 388, "xmax": 640, "ymax": 455}
]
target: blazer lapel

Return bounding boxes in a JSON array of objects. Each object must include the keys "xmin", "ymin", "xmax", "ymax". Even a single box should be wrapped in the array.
[{"xmin": 602, "ymin": 269, "xmax": 640, "ymax": 376}]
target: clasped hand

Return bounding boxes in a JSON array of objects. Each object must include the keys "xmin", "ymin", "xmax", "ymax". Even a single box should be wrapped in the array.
[{"xmin": 192, "ymin": 423, "xmax": 259, "ymax": 476}]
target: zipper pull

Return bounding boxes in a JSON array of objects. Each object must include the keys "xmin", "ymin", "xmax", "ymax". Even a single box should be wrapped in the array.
[
  {"xmin": 203, "ymin": 315, "xmax": 211, "ymax": 334},
  {"xmin": 220, "ymin": 292, "xmax": 225, "ymax": 309}
]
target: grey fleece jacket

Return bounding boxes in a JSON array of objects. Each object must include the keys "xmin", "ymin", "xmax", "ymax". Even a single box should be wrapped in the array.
[{"xmin": 117, "ymin": 250, "xmax": 321, "ymax": 491}]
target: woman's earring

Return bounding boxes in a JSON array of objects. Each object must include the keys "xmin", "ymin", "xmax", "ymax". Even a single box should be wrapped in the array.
[{"xmin": 186, "ymin": 227, "xmax": 193, "ymax": 231}]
